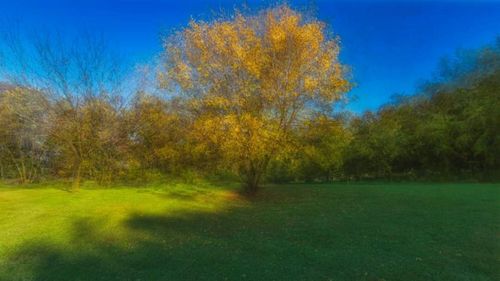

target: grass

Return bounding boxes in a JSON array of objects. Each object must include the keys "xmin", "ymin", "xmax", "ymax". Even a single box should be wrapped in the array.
[{"xmin": 0, "ymin": 181, "xmax": 498, "ymax": 281}]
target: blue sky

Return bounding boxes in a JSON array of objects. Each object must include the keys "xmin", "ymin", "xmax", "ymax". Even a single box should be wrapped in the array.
[{"xmin": 0, "ymin": 0, "xmax": 499, "ymax": 112}]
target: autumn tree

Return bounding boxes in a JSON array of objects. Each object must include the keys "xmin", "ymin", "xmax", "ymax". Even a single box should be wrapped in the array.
[{"xmin": 161, "ymin": 5, "xmax": 350, "ymax": 194}]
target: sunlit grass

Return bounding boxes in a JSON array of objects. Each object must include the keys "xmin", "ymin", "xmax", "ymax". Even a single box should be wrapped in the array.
[
  {"xmin": 0, "ymin": 181, "xmax": 238, "ymax": 257},
  {"xmin": 0, "ymin": 182, "xmax": 498, "ymax": 280}
]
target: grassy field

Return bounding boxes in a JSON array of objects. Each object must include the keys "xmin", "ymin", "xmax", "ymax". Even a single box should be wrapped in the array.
[{"xmin": 0, "ymin": 181, "xmax": 498, "ymax": 281}]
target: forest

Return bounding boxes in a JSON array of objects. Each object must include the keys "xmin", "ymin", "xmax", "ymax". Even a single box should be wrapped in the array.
[{"xmin": 0, "ymin": 12, "xmax": 497, "ymax": 192}]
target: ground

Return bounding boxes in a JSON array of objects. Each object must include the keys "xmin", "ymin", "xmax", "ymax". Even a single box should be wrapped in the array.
[{"xmin": 0, "ymin": 181, "xmax": 498, "ymax": 281}]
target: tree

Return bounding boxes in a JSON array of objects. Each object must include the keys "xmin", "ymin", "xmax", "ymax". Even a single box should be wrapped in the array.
[
  {"xmin": 161, "ymin": 5, "xmax": 350, "ymax": 194},
  {"xmin": 0, "ymin": 86, "xmax": 52, "ymax": 183},
  {"xmin": 127, "ymin": 93, "xmax": 190, "ymax": 174},
  {"xmin": 297, "ymin": 114, "xmax": 352, "ymax": 181},
  {"xmin": 0, "ymin": 28, "xmax": 127, "ymax": 188}
]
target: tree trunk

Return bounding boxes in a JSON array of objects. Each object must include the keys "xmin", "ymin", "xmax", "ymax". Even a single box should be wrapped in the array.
[
  {"xmin": 72, "ymin": 160, "xmax": 82, "ymax": 190},
  {"xmin": 0, "ymin": 161, "xmax": 4, "ymax": 180},
  {"xmin": 241, "ymin": 158, "xmax": 268, "ymax": 196},
  {"xmin": 243, "ymin": 172, "xmax": 260, "ymax": 196}
]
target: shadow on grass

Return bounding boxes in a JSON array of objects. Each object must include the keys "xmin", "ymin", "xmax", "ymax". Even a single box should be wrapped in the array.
[
  {"xmin": 3, "ymin": 206, "xmax": 325, "ymax": 281},
  {"xmin": 0, "ymin": 189, "xmax": 354, "ymax": 281},
  {"xmin": 2, "ymin": 214, "xmax": 239, "ymax": 281},
  {"xmin": 2, "ymin": 184, "xmax": 498, "ymax": 281}
]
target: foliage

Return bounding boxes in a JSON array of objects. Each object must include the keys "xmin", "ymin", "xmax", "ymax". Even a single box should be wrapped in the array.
[{"xmin": 343, "ymin": 41, "xmax": 500, "ymax": 181}]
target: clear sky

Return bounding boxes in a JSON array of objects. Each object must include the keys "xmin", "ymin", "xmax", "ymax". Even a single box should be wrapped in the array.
[{"xmin": 0, "ymin": 0, "xmax": 499, "ymax": 112}]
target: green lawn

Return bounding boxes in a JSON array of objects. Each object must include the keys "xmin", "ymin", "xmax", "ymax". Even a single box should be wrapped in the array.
[{"xmin": 0, "ymin": 182, "xmax": 498, "ymax": 281}]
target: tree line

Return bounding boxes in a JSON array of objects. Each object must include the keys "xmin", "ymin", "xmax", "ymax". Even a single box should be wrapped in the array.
[
  {"xmin": 270, "ymin": 40, "xmax": 499, "ymax": 182},
  {"xmin": 269, "ymin": 39, "xmax": 499, "ymax": 182},
  {"xmin": 0, "ymin": 5, "xmax": 498, "ymax": 193}
]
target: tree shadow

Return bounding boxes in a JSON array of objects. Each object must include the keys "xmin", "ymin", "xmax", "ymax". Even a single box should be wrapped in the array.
[
  {"xmin": 2, "ymin": 214, "xmax": 245, "ymax": 281},
  {"xmin": 1, "ymin": 189, "xmax": 356, "ymax": 281}
]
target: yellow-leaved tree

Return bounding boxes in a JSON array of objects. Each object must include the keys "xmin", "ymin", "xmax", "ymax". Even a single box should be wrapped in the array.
[{"xmin": 161, "ymin": 5, "xmax": 350, "ymax": 194}]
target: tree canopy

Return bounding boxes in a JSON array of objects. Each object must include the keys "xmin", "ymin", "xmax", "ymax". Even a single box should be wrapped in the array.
[{"xmin": 161, "ymin": 5, "xmax": 350, "ymax": 193}]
